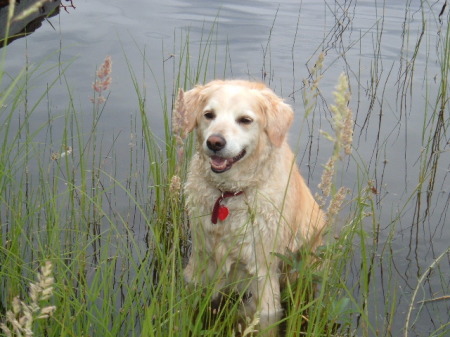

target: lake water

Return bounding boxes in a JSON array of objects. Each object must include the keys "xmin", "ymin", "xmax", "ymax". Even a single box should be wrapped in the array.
[{"xmin": 1, "ymin": 0, "xmax": 449, "ymax": 336}]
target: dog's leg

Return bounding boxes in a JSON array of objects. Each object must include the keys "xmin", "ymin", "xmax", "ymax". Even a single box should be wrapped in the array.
[
  {"xmin": 185, "ymin": 254, "xmax": 229, "ymax": 331},
  {"xmin": 258, "ymin": 274, "xmax": 282, "ymax": 337},
  {"xmin": 241, "ymin": 272, "xmax": 282, "ymax": 337},
  {"xmin": 185, "ymin": 249, "xmax": 232, "ymax": 300},
  {"xmin": 183, "ymin": 254, "xmax": 200, "ymax": 285}
]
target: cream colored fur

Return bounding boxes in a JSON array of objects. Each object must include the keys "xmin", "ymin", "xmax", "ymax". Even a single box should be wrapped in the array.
[{"xmin": 180, "ymin": 80, "xmax": 325, "ymax": 335}]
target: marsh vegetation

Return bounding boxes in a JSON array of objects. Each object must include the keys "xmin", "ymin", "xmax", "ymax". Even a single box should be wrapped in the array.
[{"xmin": 0, "ymin": 1, "xmax": 449, "ymax": 336}]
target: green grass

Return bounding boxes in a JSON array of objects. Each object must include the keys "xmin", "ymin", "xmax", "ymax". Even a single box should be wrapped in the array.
[{"xmin": 1, "ymin": 2, "xmax": 449, "ymax": 337}]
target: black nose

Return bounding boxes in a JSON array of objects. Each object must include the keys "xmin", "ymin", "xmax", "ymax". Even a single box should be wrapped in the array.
[{"xmin": 207, "ymin": 134, "xmax": 226, "ymax": 152}]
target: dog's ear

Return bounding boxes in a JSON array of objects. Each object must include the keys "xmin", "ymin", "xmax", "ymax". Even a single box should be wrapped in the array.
[
  {"xmin": 261, "ymin": 90, "xmax": 294, "ymax": 147},
  {"xmin": 173, "ymin": 86, "xmax": 205, "ymax": 134}
]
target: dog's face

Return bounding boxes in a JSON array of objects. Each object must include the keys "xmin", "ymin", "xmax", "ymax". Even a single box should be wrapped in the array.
[
  {"xmin": 197, "ymin": 85, "xmax": 264, "ymax": 173},
  {"xmin": 179, "ymin": 80, "xmax": 294, "ymax": 174}
]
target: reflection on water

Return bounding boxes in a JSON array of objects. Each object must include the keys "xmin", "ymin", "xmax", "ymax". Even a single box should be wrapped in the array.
[
  {"xmin": 0, "ymin": 0, "xmax": 448, "ymax": 336},
  {"xmin": 0, "ymin": 0, "xmax": 62, "ymax": 47}
]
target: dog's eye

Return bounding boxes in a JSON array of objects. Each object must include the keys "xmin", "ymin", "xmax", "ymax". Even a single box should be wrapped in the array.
[
  {"xmin": 238, "ymin": 116, "xmax": 253, "ymax": 125},
  {"xmin": 204, "ymin": 111, "xmax": 216, "ymax": 120}
]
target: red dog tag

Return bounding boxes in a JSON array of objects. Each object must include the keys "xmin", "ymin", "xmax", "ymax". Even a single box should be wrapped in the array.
[
  {"xmin": 211, "ymin": 191, "xmax": 243, "ymax": 224},
  {"xmin": 218, "ymin": 205, "xmax": 229, "ymax": 221}
]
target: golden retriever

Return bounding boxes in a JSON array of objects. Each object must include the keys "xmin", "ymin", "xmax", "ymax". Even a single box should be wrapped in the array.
[{"xmin": 179, "ymin": 80, "xmax": 325, "ymax": 335}]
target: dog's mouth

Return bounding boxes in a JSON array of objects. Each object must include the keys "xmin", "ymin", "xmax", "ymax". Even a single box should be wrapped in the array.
[{"xmin": 209, "ymin": 149, "xmax": 246, "ymax": 173}]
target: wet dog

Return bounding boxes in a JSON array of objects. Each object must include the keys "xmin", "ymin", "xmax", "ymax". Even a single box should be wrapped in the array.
[{"xmin": 179, "ymin": 80, "xmax": 325, "ymax": 335}]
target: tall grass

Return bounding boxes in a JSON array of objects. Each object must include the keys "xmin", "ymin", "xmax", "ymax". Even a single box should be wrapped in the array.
[{"xmin": 1, "ymin": 1, "xmax": 449, "ymax": 337}]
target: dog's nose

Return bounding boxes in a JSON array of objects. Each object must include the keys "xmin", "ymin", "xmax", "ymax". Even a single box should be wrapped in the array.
[{"xmin": 207, "ymin": 134, "xmax": 226, "ymax": 152}]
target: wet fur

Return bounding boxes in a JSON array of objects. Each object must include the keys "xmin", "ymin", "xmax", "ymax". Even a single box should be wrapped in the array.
[{"xmin": 180, "ymin": 80, "xmax": 325, "ymax": 335}]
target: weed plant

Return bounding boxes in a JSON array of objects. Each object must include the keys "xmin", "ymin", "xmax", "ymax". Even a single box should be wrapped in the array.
[{"xmin": 1, "ymin": 1, "xmax": 449, "ymax": 337}]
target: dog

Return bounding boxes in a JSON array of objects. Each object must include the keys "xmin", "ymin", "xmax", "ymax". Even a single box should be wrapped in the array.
[{"xmin": 179, "ymin": 80, "xmax": 325, "ymax": 335}]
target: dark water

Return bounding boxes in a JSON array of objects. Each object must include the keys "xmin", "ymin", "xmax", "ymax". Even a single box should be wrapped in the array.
[{"xmin": 1, "ymin": 0, "xmax": 449, "ymax": 336}]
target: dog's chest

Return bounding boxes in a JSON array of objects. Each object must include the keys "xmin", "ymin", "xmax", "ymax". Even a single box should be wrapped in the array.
[
  {"xmin": 187, "ymin": 187, "xmax": 252, "ymax": 234},
  {"xmin": 201, "ymin": 196, "xmax": 251, "ymax": 234},
  {"xmin": 202, "ymin": 197, "xmax": 258, "ymax": 269}
]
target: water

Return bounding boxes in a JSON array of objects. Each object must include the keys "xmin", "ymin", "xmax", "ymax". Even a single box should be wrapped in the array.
[{"xmin": 1, "ymin": 0, "xmax": 449, "ymax": 336}]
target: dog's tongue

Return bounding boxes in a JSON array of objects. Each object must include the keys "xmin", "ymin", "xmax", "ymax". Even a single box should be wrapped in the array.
[{"xmin": 210, "ymin": 156, "xmax": 229, "ymax": 171}]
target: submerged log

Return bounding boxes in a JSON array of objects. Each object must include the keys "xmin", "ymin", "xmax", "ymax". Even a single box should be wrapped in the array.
[{"xmin": 0, "ymin": 0, "xmax": 61, "ymax": 47}]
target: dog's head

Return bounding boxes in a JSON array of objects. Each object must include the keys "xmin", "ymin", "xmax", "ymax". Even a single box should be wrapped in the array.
[{"xmin": 177, "ymin": 80, "xmax": 293, "ymax": 174}]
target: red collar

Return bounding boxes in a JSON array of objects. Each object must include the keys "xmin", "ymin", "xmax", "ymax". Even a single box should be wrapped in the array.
[{"xmin": 211, "ymin": 191, "xmax": 243, "ymax": 224}]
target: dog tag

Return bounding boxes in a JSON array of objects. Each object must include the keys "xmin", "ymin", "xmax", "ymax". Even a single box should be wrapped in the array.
[
  {"xmin": 217, "ymin": 205, "xmax": 229, "ymax": 221},
  {"xmin": 211, "ymin": 191, "xmax": 243, "ymax": 224}
]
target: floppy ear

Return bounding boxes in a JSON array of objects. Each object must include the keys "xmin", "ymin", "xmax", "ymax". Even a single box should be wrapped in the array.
[
  {"xmin": 173, "ymin": 86, "xmax": 205, "ymax": 135},
  {"xmin": 262, "ymin": 90, "xmax": 294, "ymax": 147}
]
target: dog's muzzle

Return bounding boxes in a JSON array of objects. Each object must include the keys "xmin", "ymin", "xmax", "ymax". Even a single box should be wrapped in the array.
[{"xmin": 206, "ymin": 134, "xmax": 246, "ymax": 173}]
